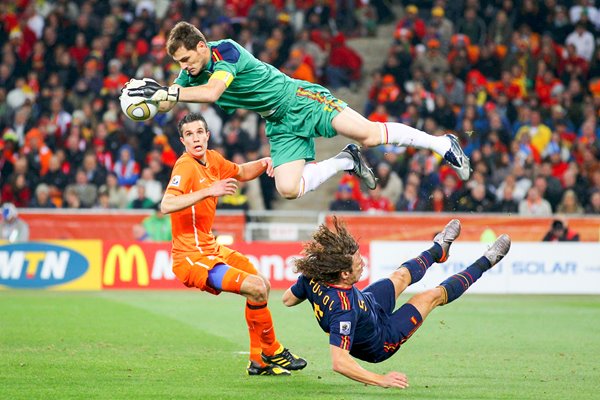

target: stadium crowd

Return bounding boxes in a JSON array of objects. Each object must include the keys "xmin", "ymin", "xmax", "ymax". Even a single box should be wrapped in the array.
[
  {"xmin": 331, "ymin": 0, "xmax": 600, "ymax": 215},
  {"xmin": 0, "ymin": 0, "xmax": 599, "ymax": 218}
]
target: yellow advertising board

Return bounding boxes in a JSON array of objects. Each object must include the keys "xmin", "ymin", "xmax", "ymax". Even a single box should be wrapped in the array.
[{"xmin": 0, "ymin": 240, "xmax": 102, "ymax": 290}]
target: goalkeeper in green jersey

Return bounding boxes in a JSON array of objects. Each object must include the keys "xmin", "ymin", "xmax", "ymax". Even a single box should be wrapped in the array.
[{"xmin": 128, "ymin": 21, "xmax": 470, "ymax": 200}]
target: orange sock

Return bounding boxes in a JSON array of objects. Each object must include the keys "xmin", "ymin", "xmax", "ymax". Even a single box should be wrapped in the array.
[
  {"xmin": 245, "ymin": 300, "xmax": 281, "ymax": 356},
  {"xmin": 246, "ymin": 320, "xmax": 264, "ymax": 365}
]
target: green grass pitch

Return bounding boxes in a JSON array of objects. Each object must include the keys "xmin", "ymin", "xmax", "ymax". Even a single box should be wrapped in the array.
[{"xmin": 1, "ymin": 291, "xmax": 598, "ymax": 400}]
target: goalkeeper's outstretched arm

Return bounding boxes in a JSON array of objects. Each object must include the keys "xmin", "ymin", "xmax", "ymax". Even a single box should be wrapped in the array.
[{"xmin": 129, "ymin": 78, "xmax": 227, "ymax": 110}]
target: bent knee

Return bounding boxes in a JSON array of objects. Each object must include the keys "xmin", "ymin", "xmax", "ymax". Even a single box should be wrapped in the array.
[
  {"xmin": 390, "ymin": 267, "xmax": 411, "ymax": 284},
  {"xmin": 276, "ymin": 182, "xmax": 300, "ymax": 199},
  {"xmin": 244, "ymin": 275, "xmax": 269, "ymax": 302},
  {"xmin": 359, "ymin": 122, "xmax": 383, "ymax": 147}
]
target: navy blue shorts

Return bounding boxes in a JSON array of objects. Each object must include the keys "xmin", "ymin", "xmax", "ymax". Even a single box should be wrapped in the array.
[{"xmin": 362, "ymin": 279, "xmax": 424, "ymax": 362}]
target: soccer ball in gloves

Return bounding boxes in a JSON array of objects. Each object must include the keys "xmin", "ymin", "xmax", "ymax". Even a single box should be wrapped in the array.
[{"xmin": 120, "ymin": 79, "xmax": 159, "ymax": 121}]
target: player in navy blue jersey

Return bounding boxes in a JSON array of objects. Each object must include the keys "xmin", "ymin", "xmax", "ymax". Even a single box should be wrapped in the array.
[{"xmin": 283, "ymin": 217, "xmax": 511, "ymax": 388}]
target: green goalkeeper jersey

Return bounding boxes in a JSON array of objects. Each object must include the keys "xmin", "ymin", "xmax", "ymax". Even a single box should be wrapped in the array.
[{"xmin": 174, "ymin": 39, "xmax": 298, "ymax": 121}]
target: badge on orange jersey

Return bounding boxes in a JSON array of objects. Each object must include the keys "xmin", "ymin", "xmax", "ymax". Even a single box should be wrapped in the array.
[{"xmin": 170, "ymin": 175, "xmax": 181, "ymax": 187}]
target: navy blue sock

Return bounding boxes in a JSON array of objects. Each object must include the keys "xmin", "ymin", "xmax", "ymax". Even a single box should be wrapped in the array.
[
  {"xmin": 439, "ymin": 256, "xmax": 492, "ymax": 304},
  {"xmin": 400, "ymin": 245, "xmax": 440, "ymax": 284}
]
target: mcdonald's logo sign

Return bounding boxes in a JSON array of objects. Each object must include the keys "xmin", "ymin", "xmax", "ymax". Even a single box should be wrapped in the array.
[{"xmin": 103, "ymin": 245, "xmax": 149, "ymax": 287}]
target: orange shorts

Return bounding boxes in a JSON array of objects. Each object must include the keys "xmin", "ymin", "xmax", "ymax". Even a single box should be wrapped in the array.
[{"xmin": 172, "ymin": 245, "xmax": 258, "ymax": 295}]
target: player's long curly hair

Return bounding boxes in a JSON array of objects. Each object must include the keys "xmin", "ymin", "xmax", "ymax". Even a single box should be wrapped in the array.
[
  {"xmin": 167, "ymin": 21, "xmax": 207, "ymax": 56},
  {"xmin": 294, "ymin": 216, "xmax": 359, "ymax": 283}
]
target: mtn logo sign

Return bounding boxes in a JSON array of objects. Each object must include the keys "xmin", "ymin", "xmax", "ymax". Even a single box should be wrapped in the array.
[{"xmin": 0, "ymin": 243, "xmax": 89, "ymax": 289}]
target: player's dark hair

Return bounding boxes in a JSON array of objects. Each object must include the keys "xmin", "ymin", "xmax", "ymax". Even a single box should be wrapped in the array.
[
  {"xmin": 294, "ymin": 216, "xmax": 359, "ymax": 283},
  {"xmin": 177, "ymin": 112, "xmax": 208, "ymax": 137},
  {"xmin": 167, "ymin": 21, "xmax": 207, "ymax": 56}
]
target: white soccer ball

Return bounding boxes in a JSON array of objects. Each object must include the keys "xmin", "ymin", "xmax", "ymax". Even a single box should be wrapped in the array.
[{"xmin": 120, "ymin": 79, "xmax": 159, "ymax": 121}]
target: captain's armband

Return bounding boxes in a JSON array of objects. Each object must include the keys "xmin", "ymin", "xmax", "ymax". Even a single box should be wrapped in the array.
[{"xmin": 210, "ymin": 71, "xmax": 234, "ymax": 87}]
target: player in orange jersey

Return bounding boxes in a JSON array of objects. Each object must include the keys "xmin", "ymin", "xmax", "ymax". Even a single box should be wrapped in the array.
[{"xmin": 161, "ymin": 112, "xmax": 307, "ymax": 376}]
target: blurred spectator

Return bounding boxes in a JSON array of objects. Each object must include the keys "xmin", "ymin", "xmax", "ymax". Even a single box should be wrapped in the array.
[
  {"xmin": 62, "ymin": 186, "xmax": 82, "ymax": 209},
  {"xmin": 305, "ymin": 0, "xmax": 332, "ymax": 30},
  {"xmin": 395, "ymin": 183, "xmax": 423, "ymax": 212},
  {"xmin": 141, "ymin": 203, "xmax": 172, "ymax": 242},
  {"xmin": 376, "ymin": 161, "xmax": 403, "ymax": 205},
  {"xmin": 488, "ymin": 10, "xmax": 513, "ymax": 49},
  {"xmin": 519, "ymin": 187, "xmax": 553, "ymax": 216},
  {"xmin": 455, "ymin": 6, "xmax": 486, "ymax": 46},
  {"xmin": 127, "ymin": 183, "xmax": 155, "ymax": 209},
  {"xmin": 565, "ymin": 21, "xmax": 595, "ymax": 62},
  {"xmin": 542, "ymin": 219, "xmax": 580, "ymax": 241},
  {"xmin": 457, "ymin": 183, "xmax": 495, "ymax": 213},
  {"xmin": 431, "ymin": 93, "xmax": 457, "ymax": 130},
  {"xmin": 102, "ymin": 58, "xmax": 129, "ymax": 96},
  {"xmin": 222, "ymin": 116, "xmax": 259, "ymax": 160},
  {"xmin": 423, "ymin": 186, "xmax": 450, "ymax": 212},
  {"xmin": 412, "ymin": 39, "xmax": 448, "ymax": 83},
  {"xmin": 556, "ymin": 189, "xmax": 585, "ymax": 215},
  {"xmin": 29, "ymin": 183, "xmax": 56, "ymax": 208},
  {"xmin": 585, "ymin": 190, "xmax": 600, "ymax": 214},
  {"xmin": 23, "ymin": 127, "xmax": 52, "ymax": 177},
  {"xmin": 440, "ymin": 173, "xmax": 462, "ymax": 207},
  {"xmin": 0, "ymin": 138, "xmax": 14, "ymax": 182},
  {"xmin": 82, "ymin": 152, "xmax": 108, "ymax": 187},
  {"xmin": 103, "ymin": 172, "xmax": 129, "ymax": 209},
  {"xmin": 63, "ymin": 133, "xmax": 86, "ymax": 171},
  {"xmin": 130, "ymin": 167, "xmax": 163, "ymax": 205},
  {"xmin": 325, "ymin": 33, "xmax": 363, "ymax": 89},
  {"xmin": 40, "ymin": 154, "xmax": 69, "ymax": 205},
  {"xmin": 281, "ymin": 48, "xmax": 317, "ymax": 83},
  {"xmin": 65, "ymin": 169, "xmax": 98, "ymax": 208},
  {"xmin": 94, "ymin": 186, "xmax": 112, "ymax": 209},
  {"xmin": 375, "ymin": 74, "xmax": 402, "ymax": 113},
  {"xmin": 562, "ymin": 168, "xmax": 589, "ymax": 209},
  {"xmin": 360, "ymin": 186, "xmax": 394, "ymax": 213},
  {"xmin": 1, "ymin": 173, "xmax": 32, "ymax": 207},
  {"xmin": 395, "ymin": 5, "xmax": 426, "ymax": 41},
  {"xmin": 330, "ymin": 183, "xmax": 361, "ymax": 212},
  {"xmin": 435, "ymin": 71, "xmax": 465, "ymax": 109},
  {"xmin": 493, "ymin": 183, "xmax": 519, "ymax": 213},
  {"xmin": 291, "ymin": 29, "xmax": 326, "ymax": 79},
  {"xmin": 113, "ymin": 144, "xmax": 140, "ymax": 188},
  {"xmin": 428, "ymin": 6, "xmax": 454, "ymax": 53},
  {"xmin": 0, "ymin": 203, "xmax": 29, "ymax": 243}
]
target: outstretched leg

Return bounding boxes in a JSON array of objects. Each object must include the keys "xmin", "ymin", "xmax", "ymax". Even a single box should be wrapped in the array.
[
  {"xmin": 388, "ymin": 219, "xmax": 461, "ymax": 299},
  {"xmin": 332, "ymin": 107, "xmax": 471, "ymax": 180},
  {"xmin": 407, "ymin": 234, "xmax": 511, "ymax": 320}
]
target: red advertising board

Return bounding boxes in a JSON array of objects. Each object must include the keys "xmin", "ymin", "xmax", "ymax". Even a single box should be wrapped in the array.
[
  {"xmin": 102, "ymin": 242, "xmax": 180, "ymax": 289},
  {"xmin": 101, "ymin": 241, "xmax": 370, "ymax": 290}
]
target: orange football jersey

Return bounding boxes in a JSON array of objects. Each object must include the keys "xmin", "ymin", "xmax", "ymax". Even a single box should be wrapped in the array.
[{"xmin": 166, "ymin": 150, "xmax": 240, "ymax": 255}]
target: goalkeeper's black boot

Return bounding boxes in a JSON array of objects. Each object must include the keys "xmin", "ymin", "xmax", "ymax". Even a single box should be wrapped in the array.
[
  {"xmin": 246, "ymin": 361, "xmax": 291, "ymax": 376},
  {"xmin": 261, "ymin": 346, "xmax": 307, "ymax": 371},
  {"xmin": 341, "ymin": 143, "xmax": 377, "ymax": 190}
]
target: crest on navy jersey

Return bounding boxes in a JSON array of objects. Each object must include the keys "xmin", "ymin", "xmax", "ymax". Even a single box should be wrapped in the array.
[{"xmin": 340, "ymin": 321, "xmax": 351, "ymax": 335}]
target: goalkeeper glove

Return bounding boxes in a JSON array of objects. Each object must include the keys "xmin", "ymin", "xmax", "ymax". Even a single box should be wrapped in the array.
[{"xmin": 128, "ymin": 80, "xmax": 179, "ymax": 102}]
